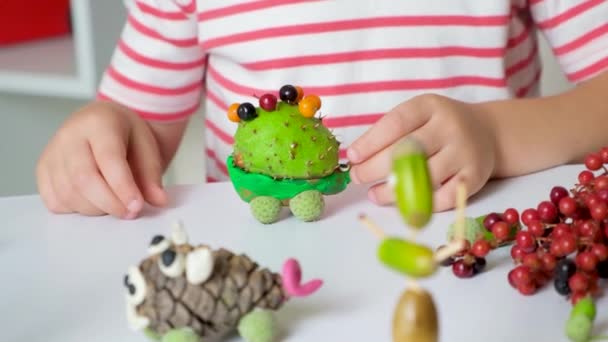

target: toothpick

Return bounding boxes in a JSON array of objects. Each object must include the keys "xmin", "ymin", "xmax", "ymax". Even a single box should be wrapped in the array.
[
  {"xmin": 434, "ymin": 240, "xmax": 467, "ymax": 263},
  {"xmin": 454, "ymin": 181, "xmax": 467, "ymax": 241},
  {"xmin": 358, "ymin": 214, "xmax": 386, "ymax": 239}
]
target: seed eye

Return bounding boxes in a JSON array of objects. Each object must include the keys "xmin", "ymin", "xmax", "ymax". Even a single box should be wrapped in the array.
[
  {"xmin": 339, "ymin": 163, "xmax": 350, "ymax": 172},
  {"xmin": 279, "ymin": 85, "xmax": 298, "ymax": 104},
  {"xmin": 158, "ymin": 248, "xmax": 186, "ymax": 278},
  {"xmin": 161, "ymin": 249, "xmax": 177, "ymax": 267},
  {"xmin": 237, "ymin": 103, "xmax": 257, "ymax": 121},
  {"xmin": 147, "ymin": 235, "xmax": 170, "ymax": 255},
  {"xmin": 125, "ymin": 266, "xmax": 147, "ymax": 306}
]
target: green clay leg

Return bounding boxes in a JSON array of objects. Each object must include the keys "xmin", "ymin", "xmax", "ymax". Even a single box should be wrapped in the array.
[
  {"xmin": 289, "ymin": 190, "xmax": 325, "ymax": 222},
  {"xmin": 160, "ymin": 327, "xmax": 200, "ymax": 342},
  {"xmin": 250, "ymin": 196, "xmax": 282, "ymax": 224},
  {"xmin": 238, "ymin": 309, "xmax": 278, "ymax": 342},
  {"xmin": 143, "ymin": 328, "xmax": 162, "ymax": 341}
]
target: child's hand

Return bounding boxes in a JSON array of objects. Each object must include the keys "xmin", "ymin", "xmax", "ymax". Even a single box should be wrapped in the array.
[
  {"xmin": 347, "ymin": 94, "xmax": 497, "ymax": 211},
  {"xmin": 36, "ymin": 101, "xmax": 167, "ymax": 219}
]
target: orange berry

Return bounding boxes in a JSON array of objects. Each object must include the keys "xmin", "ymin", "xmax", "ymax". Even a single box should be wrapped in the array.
[
  {"xmin": 227, "ymin": 103, "xmax": 240, "ymax": 122},
  {"xmin": 298, "ymin": 95, "xmax": 321, "ymax": 118},
  {"xmin": 295, "ymin": 86, "xmax": 304, "ymax": 103}
]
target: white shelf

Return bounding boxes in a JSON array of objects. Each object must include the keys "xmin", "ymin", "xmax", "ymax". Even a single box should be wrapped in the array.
[{"xmin": 0, "ymin": 1, "xmax": 122, "ymax": 99}]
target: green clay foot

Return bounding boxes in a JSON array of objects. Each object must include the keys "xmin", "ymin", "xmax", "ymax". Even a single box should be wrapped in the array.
[
  {"xmin": 289, "ymin": 190, "xmax": 325, "ymax": 222},
  {"xmin": 250, "ymin": 196, "xmax": 282, "ymax": 224},
  {"xmin": 238, "ymin": 309, "xmax": 278, "ymax": 342},
  {"xmin": 160, "ymin": 327, "xmax": 200, "ymax": 342}
]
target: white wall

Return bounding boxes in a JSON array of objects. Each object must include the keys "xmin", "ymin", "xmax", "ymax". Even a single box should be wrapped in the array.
[{"xmin": 0, "ymin": 33, "xmax": 572, "ymax": 197}]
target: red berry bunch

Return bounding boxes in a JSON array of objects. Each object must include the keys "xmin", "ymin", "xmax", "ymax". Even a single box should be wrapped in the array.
[
  {"xmin": 438, "ymin": 209, "xmax": 521, "ymax": 278},
  {"xmin": 447, "ymin": 147, "xmax": 608, "ymax": 305}
]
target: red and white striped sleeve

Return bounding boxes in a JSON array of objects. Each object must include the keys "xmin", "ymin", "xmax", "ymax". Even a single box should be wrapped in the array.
[
  {"xmin": 530, "ymin": 0, "xmax": 608, "ymax": 83},
  {"xmin": 97, "ymin": 0, "xmax": 206, "ymax": 122}
]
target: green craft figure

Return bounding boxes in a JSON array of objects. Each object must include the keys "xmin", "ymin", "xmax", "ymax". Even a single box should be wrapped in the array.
[{"xmin": 224, "ymin": 84, "xmax": 350, "ymax": 224}]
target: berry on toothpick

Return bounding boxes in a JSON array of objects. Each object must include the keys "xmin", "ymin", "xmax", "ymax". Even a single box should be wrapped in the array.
[{"xmin": 258, "ymin": 93, "xmax": 277, "ymax": 111}]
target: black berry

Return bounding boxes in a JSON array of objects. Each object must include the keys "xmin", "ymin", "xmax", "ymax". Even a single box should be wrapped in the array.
[
  {"xmin": 554, "ymin": 277, "xmax": 571, "ymax": 296},
  {"xmin": 597, "ymin": 260, "xmax": 608, "ymax": 278},
  {"xmin": 161, "ymin": 249, "xmax": 177, "ymax": 267},
  {"xmin": 237, "ymin": 102, "xmax": 257, "ymax": 121},
  {"xmin": 473, "ymin": 257, "xmax": 486, "ymax": 274},
  {"xmin": 279, "ymin": 85, "xmax": 298, "ymax": 104},
  {"xmin": 128, "ymin": 284, "xmax": 136, "ymax": 295},
  {"xmin": 123, "ymin": 274, "xmax": 130, "ymax": 287},
  {"xmin": 150, "ymin": 235, "xmax": 164, "ymax": 246},
  {"xmin": 555, "ymin": 258, "xmax": 576, "ymax": 280}
]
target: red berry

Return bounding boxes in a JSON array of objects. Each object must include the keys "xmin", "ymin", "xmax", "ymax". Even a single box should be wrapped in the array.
[
  {"xmin": 550, "ymin": 186, "xmax": 569, "ymax": 206},
  {"xmin": 503, "ymin": 208, "xmax": 519, "ymax": 225},
  {"xmin": 483, "ymin": 213, "xmax": 502, "ymax": 230},
  {"xmin": 537, "ymin": 201, "xmax": 558, "ymax": 223},
  {"xmin": 579, "ymin": 171, "xmax": 595, "ymax": 185},
  {"xmin": 552, "ymin": 223, "xmax": 572, "ymax": 239},
  {"xmin": 559, "ymin": 234, "xmax": 578, "ymax": 256},
  {"xmin": 492, "ymin": 221, "xmax": 510, "ymax": 241},
  {"xmin": 518, "ymin": 282, "xmax": 537, "ymax": 296},
  {"xmin": 471, "ymin": 240, "xmax": 491, "ymax": 258},
  {"xmin": 516, "ymin": 231, "xmax": 536, "ymax": 252},
  {"xmin": 571, "ymin": 291, "xmax": 587, "ymax": 305},
  {"xmin": 558, "ymin": 197, "xmax": 577, "ymax": 216},
  {"xmin": 527, "ymin": 220, "xmax": 545, "ymax": 237},
  {"xmin": 579, "ymin": 220, "xmax": 598, "ymax": 238},
  {"xmin": 585, "ymin": 194, "xmax": 602, "ymax": 208},
  {"xmin": 569, "ymin": 273, "xmax": 589, "ymax": 293},
  {"xmin": 596, "ymin": 176, "xmax": 608, "ymax": 190},
  {"xmin": 598, "ymin": 189, "xmax": 608, "ymax": 203},
  {"xmin": 540, "ymin": 253, "xmax": 557, "ymax": 272},
  {"xmin": 511, "ymin": 245, "xmax": 527, "ymax": 262},
  {"xmin": 511, "ymin": 265, "xmax": 533, "ymax": 286},
  {"xmin": 522, "ymin": 209, "xmax": 540, "ymax": 226},
  {"xmin": 586, "ymin": 153, "xmax": 603, "ymax": 171},
  {"xmin": 592, "ymin": 244, "xmax": 608, "ymax": 261},
  {"xmin": 550, "ymin": 241, "xmax": 563, "ymax": 257},
  {"xmin": 523, "ymin": 253, "xmax": 541, "ymax": 271},
  {"xmin": 591, "ymin": 202, "xmax": 608, "ymax": 220},
  {"xmin": 452, "ymin": 260, "xmax": 474, "ymax": 278},
  {"xmin": 508, "ymin": 269, "xmax": 518, "ymax": 289},
  {"xmin": 259, "ymin": 93, "xmax": 278, "ymax": 111},
  {"xmin": 576, "ymin": 252, "xmax": 599, "ymax": 272},
  {"xmin": 600, "ymin": 147, "xmax": 608, "ymax": 164}
]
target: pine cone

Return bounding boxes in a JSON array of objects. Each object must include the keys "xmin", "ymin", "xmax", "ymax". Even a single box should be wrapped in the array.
[{"xmin": 137, "ymin": 247, "xmax": 286, "ymax": 339}]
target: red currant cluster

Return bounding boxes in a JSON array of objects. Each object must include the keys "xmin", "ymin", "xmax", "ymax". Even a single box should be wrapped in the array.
[
  {"xmin": 439, "ymin": 208, "xmax": 521, "ymax": 278},
  {"xmin": 445, "ymin": 147, "xmax": 608, "ymax": 305}
]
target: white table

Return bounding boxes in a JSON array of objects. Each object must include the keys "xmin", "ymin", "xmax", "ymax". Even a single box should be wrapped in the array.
[{"xmin": 0, "ymin": 165, "xmax": 595, "ymax": 342}]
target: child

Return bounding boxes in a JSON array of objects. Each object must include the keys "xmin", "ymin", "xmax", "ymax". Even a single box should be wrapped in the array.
[{"xmin": 36, "ymin": 0, "xmax": 608, "ymax": 219}]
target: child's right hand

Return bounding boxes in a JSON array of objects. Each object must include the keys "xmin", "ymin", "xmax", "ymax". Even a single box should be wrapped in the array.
[{"xmin": 36, "ymin": 101, "xmax": 168, "ymax": 219}]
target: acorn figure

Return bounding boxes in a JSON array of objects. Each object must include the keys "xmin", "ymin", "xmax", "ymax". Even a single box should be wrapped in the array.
[
  {"xmin": 360, "ymin": 138, "xmax": 468, "ymax": 342},
  {"xmin": 124, "ymin": 222, "xmax": 323, "ymax": 342},
  {"xmin": 225, "ymin": 84, "xmax": 350, "ymax": 224}
]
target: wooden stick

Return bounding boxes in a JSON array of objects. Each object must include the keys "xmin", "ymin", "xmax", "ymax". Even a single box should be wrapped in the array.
[
  {"xmin": 434, "ymin": 240, "xmax": 467, "ymax": 263},
  {"xmin": 454, "ymin": 182, "xmax": 467, "ymax": 241},
  {"xmin": 358, "ymin": 214, "xmax": 386, "ymax": 239}
]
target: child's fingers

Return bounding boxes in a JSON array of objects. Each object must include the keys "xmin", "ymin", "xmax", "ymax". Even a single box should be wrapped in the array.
[
  {"xmin": 347, "ymin": 99, "xmax": 431, "ymax": 164},
  {"xmin": 89, "ymin": 136, "xmax": 144, "ymax": 218},
  {"xmin": 36, "ymin": 160, "xmax": 71, "ymax": 214},
  {"xmin": 433, "ymin": 171, "xmax": 473, "ymax": 212},
  {"xmin": 67, "ymin": 141, "xmax": 131, "ymax": 218},
  {"xmin": 130, "ymin": 124, "xmax": 168, "ymax": 207},
  {"xmin": 427, "ymin": 147, "xmax": 460, "ymax": 190},
  {"xmin": 367, "ymin": 182, "xmax": 394, "ymax": 205},
  {"xmin": 350, "ymin": 123, "xmax": 440, "ymax": 185},
  {"xmin": 51, "ymin": 159, "xmax": 105, "ymax": 216}
]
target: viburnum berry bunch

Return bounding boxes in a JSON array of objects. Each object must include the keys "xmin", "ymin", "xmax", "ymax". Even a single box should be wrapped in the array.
[{"xmin": 441, "ymin": 147, "xmax": 608, "ymax": 306}]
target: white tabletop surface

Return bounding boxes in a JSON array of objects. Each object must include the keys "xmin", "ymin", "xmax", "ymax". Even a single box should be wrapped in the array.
[{"xmin": 0, "ymin": 165, "xmax": 599, "ymax": 342}]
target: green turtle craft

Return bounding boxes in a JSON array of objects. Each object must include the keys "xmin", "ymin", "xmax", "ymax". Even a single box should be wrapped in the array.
[{"xmin": 225, "ymin": 84, "xmax": 350, "ymax": 224}]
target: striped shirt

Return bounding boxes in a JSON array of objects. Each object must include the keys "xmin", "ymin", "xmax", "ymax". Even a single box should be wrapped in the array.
[{"xmin": 97, "ymin": 0, "xmax": 608, "ymax": 182}]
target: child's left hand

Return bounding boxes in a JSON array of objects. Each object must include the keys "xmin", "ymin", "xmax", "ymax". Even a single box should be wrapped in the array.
[{"xmin": 347, "ymin": 94, "xmax": 497, "ymax": 211}]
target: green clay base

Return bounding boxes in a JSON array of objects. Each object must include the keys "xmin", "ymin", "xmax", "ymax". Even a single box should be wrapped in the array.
[{"xmin": 227, "ymin": 156, "xmax": 350, "ymax": 203}]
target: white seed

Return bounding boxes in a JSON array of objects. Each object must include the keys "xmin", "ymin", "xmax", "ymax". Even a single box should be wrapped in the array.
[
  {"xmin": 126, "ymin": 266, "xmax": 147, "ymax": 306},
  {"xmin": 186, "ymin": 247, "xmax": 215, "ymax": 285},
  {"xmin": 147, "ymin": 238, "xmax": 170, "ymax": 256},
  {"xmin": 126, "ymin": 299, "xmax": 150, "ymax": 331},
  {"xmin": 159, "ymin": 252, "xmax": 186, "ymax": 278},
  {"xmin": 171, "ymin": 220, "xmax": 188, "ymax": 245}
]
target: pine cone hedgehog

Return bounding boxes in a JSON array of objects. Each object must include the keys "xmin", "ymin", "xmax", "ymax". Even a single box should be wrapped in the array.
[{"xmin": 124, "ymin": 222, "xmax": 323, "ymax": 342}]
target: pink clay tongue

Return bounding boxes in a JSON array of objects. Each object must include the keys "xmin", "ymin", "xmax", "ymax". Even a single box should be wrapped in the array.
[{"xmin": 282, "ymin": 258, "xmax": 323, "ymax": 297}]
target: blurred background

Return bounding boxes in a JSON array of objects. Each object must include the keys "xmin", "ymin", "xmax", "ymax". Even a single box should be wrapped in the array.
[{"xmin": 0, "ymin": 2, "xmax": 572, "ymax": 197}]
